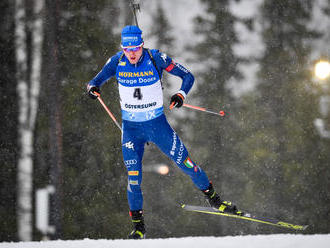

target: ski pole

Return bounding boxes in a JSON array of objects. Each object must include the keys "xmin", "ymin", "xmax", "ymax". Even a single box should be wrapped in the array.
[
  {"xmin": 170, "ymin": 102, "xmax": 226, "ymax": 117},
  {"xmin": 94, "ymin": 92, "xmax": 122, "ymax": 132},
  {"xmin": 183, "ymin": 103, "xmax": 226, "ymax": 117}
]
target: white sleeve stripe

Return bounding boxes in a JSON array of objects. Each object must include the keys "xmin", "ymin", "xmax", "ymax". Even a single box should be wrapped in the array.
[{"xmin": 177, "ymin": 90, "xmax": 186, "ymax": 99}]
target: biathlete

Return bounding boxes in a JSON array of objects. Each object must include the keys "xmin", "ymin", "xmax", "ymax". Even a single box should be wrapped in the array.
[{"xmin": 87, "ymin": 25, "xmax": 241, "ymax": 239}]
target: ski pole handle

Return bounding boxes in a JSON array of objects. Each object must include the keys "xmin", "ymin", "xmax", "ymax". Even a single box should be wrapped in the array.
[
  {"xmin": 169, "ymin": 102, "xmax": 176, "ymax": 110},
  {"xmin": 95, "ymin": 92, "xmax": 122, "ymax": 132}
]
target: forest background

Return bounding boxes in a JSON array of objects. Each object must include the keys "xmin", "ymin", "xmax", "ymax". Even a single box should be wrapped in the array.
[{"xmin": 1, "ymin": 0, "xmax": 330, "ymax": 242}]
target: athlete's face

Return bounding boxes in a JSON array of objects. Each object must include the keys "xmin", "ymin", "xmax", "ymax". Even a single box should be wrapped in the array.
[{"xmin": 123, "ymin": 45, "xmax": 143, "ymax": 64}]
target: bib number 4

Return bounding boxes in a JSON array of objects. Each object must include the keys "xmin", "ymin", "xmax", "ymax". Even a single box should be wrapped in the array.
[{"xmin": 133, "ymin": 88, "xmax": 143, "ymax": 100}]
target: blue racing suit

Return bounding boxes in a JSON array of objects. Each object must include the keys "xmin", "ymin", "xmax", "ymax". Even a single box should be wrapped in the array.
[{"xmin": 88, "ymin": 49, "xmax": 210, "ymax": 210}]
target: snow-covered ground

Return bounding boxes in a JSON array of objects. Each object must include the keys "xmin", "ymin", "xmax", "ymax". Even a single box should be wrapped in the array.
[{"xmin": 1, "ymin": 234, "xmax": 330, "ymax": 248}]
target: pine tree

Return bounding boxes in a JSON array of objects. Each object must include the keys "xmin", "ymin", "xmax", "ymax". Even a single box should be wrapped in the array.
[
  {"xmin": 238, "ymin": 0, "xmax": 330, "ymax": 233},
  {"xmin": 34, "ymin": 0, "xmax": 130, "ymax": 239},
  {"xmin": 149, "ymin": 2, "xmax": 175, "ymax": 89},
  {"xmin": 0, "ymin": 0, "xmax": 17, "ymax": 241},
  {"xmin": 180, "ymin": 0, "xmax": 245, "ymax": 236},
  {"xmin": 150, "ymin": 2, "xmax": 174, "ymax": 53},
  {"xmin": 61, "ymin": 0, "xmax": 127, "ymax": 239}
]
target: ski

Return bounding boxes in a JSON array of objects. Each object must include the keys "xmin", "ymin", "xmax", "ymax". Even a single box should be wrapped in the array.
[{"xmin": 182, "ymin": 204, "xmax": 308, "ymax": 231}]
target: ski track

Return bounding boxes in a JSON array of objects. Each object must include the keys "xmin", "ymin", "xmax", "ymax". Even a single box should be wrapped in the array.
[{"xmin": 1, "ymin": 234, "xmax": 330, "ymax": 248}]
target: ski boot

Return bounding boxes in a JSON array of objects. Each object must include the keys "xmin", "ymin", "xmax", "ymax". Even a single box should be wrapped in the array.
[
  {"xmin": 202, "ymin": 183, "xmax": 243, "ymax": 216},
  {"xmin": 128, "ymin": 210, "xmax": 146, "ymax": 239}
]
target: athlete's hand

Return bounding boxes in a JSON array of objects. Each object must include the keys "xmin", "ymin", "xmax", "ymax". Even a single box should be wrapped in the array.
[
  {"xmin": 170, "ymin": 93, "xmax": 184, "ymax": 109},
  {"xmin": 87, "ymin": 85, "xmax": 100, "ymax": 99}
]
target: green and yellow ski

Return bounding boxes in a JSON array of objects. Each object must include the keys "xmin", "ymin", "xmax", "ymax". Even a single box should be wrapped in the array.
[{"xmin": 182, "ymin": 204, "xmax": 308, "ymax": 231}]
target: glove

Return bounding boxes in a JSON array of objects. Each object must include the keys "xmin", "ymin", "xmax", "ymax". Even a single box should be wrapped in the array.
[
  {"xmin": 87, "ymin": 85, "xmax": 100, "ymax": 99},
  {"xmin": 170, "ymin": 93, "xmax": 184, "ymax": 108}
]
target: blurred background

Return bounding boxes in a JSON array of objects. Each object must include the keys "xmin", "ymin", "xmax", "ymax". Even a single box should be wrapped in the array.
[{"xmin": 1, "ymin": 0, "xmax": 330, "ymax": 242}]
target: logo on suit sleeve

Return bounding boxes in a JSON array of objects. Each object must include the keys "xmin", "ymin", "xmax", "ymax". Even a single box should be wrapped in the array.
[{"xmin": 161, "ymin": 53, "xmax": 167, "ymax": 63}]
